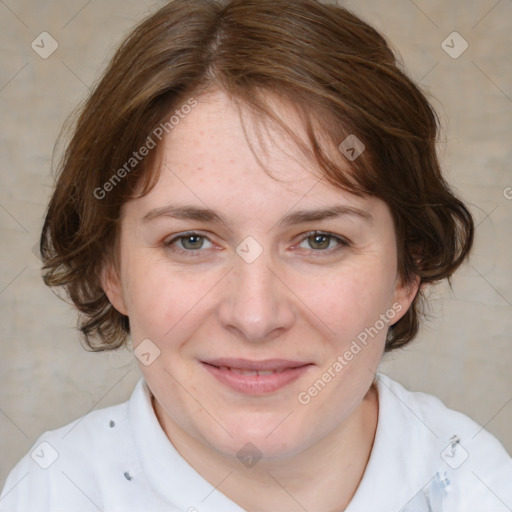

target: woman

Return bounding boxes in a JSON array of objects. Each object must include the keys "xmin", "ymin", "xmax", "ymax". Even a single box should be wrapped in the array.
[{"xmin": 1, "ymin": 0, "xmax": 511, "ymax": 510}]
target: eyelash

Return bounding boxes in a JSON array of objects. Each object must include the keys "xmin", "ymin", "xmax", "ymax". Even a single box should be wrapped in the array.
[{"xmin": 164, "ymin": 231, "xmax": 350, "ymax": 257}]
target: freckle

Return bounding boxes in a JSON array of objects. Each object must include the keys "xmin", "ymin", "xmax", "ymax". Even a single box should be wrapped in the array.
[
  {"xmin": 109, "ymin": 420, "xmax": 115, "ymax": 428},
  {"xmin": 124, "ymin": 471, "xmax": 133, "ymax": 481}
]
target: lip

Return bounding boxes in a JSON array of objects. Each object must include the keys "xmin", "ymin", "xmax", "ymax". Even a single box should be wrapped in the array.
[{"xmin": 201, "ymin": 358, "xmax": 314, "ymax": 395}]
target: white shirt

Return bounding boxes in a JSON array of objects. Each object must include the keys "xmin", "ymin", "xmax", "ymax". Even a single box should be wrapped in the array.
[{"xmin": 1, "ymin": 373, "xmax": 511, "ymax": 511}]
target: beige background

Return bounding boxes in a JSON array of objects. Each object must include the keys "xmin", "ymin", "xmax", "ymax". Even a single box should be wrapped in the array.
[{"xmin": 1, "ymin": 0, "xmax": 511, "ymax": 488}]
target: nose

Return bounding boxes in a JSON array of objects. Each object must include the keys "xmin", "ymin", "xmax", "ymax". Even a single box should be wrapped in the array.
[{"xmin": 218, "ymin": 249, "xmax": 296, "ymax": 343}]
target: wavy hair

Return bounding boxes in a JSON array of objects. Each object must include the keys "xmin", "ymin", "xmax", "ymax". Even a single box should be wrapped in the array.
[{"xmin": 40, "ymin": 0, "xmax": 474, "ymax": 351}]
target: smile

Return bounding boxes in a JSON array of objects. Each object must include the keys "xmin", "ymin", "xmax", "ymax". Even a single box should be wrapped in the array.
[{"xmin": 201, "ymin": 358, "xmax": 313, "ymax": 395}]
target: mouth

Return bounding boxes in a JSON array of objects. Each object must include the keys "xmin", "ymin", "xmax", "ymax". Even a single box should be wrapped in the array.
[{"xmin": 201, "ymin": 358, "xmax": 313, "ymax": 395}]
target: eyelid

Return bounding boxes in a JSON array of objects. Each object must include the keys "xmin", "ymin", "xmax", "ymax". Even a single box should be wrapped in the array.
[
  {"xmin": 293, "ymin": 230, "xmax": 350, "ymax": 252},
  {"xmin": 163, "ymin": 231, "xmax": 216, "ymax": 253},
  {"xmin": 164, "ymin": 230, "xmax": 350, "ymax": 257}
]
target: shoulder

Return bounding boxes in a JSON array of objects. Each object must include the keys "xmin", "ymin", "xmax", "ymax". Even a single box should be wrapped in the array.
[
  {"xmin": 0, "ymin": 384, "xmax": 140, "ymax": 512},
  {"xmin": 375, "ymin": 373, "xmax": 512, "ymax": 510}
]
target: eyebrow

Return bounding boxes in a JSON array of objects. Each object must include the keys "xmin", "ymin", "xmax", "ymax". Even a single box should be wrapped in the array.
[{"xmin": 142, "ymin": 203, "xmax": 373, "ymax": 226}]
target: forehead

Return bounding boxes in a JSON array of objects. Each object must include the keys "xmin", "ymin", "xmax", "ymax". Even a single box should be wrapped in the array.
[
  {"xmin": 126, "ymin": 88, "xmax": 385, "ymax": 223},
  {"xmin": 166, "ymin": 89, "xmax": 317, "ymax": 178}
]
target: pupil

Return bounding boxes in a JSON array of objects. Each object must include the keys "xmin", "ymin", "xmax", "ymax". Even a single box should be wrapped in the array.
[
  {"xmin": 312, "ymin": 234, "xmax": 329, "ymax": 249},
  {"xmin": 184, "ymin": 235, "xmax": 202, "ymax": 249}
]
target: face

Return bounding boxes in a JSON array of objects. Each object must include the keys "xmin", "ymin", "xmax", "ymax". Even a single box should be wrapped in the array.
[{"xmin": 103, "ymin": 89, "xmax": 418, "ymax": 460}]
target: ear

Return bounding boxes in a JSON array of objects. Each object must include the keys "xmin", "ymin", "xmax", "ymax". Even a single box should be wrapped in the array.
[
  {"xmin": 100, "ymin": 261, "xmax": 128, "ymax": 316},
  {"xmin": 389, "ymin": 272, "xmax": 421, "ymax": 325}
]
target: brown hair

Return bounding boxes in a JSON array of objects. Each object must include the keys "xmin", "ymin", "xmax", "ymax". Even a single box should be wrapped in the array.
[{"xmin": 40, "ymin": 0, "xmax": 474, "ymax": 351}]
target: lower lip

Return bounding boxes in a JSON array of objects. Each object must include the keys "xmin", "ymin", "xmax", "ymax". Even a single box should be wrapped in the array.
[{"xmin": 201, "ymin": 363, "xmax": 313, "ymax": 395}]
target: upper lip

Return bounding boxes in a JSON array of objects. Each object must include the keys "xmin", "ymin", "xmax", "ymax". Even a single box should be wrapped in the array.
[{"xmin": 202, "ymin": 358, "xmax": 312, "ymax": 371}]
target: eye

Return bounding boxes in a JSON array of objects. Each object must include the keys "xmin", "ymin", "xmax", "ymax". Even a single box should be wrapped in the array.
[
  {"xmin": 163, "ymin": 230, "xmax": 349, "ymax": 258},
  {"xmin": 295, "ymin": 231, "xmax": 349, "ymax": 253},
  {"xmin": 165, "ymin": 232, "xmax": 214, "ymax": 253}
]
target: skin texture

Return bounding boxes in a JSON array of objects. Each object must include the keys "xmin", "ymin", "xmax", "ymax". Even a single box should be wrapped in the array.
[{"xmin": 103, "ymin": 89, "xmax": 419, "ymax": 511}]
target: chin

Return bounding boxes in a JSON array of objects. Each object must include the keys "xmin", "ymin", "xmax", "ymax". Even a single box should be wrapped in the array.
[{"xmin": 199, "ymin": 417, "xmax": 316, "ymax": 462}]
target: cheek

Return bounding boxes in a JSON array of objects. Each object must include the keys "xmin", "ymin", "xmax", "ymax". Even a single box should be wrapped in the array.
[
  {"xmin": 120, "ymin": 255, "xmax": 217, "ymax": 342},
  {"xmin": 121, "ymin": 239, "xmax": 398, "ymax": 346},
  {"xmin": 301, "ymin": 259, "xmax": 397, "ymax": 341}
]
